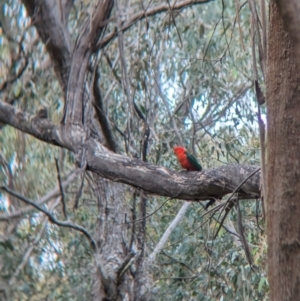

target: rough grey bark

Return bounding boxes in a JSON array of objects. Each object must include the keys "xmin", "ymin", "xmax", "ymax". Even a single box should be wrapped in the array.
[
  {"xmin": 266, "ymin": 2, "xmax": 300, "ymax": 300},
  {"xmin": 91, "ymin": 178, "xmax": 135, "ymax": 300},
  {"xmin": 275, "ymin": 0, "xmax": 300, "ymax": 57},
  {"xmin": 22, "ymin": 0, "xmax": 73, "ymax": 94}
]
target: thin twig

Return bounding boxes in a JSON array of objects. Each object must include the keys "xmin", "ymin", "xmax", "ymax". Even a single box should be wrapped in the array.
[
  {"xmin": 166, "ymin": 0, "xmax": 183, "ymax": 48},
  {"xmin": 117, "ymin": 251, "xmax": 136, "ymax": 279},
  {"xmin": 0, "ymin": 152, "xmax": 14, "ymax": 190},
  {"xmin": 257, "ymin": 105, "xmax": 266, "ymax": 219},
  {"xmin": 131, "ymin": 92, "xmax": 150, "ymax": 162},
  {"xmin": 221, "ymin": 0, "xmax": 231, "ymax": 56},
  {"xmin": 0, "ymin": 34, "xmax": 29, "ymax": 92},
  {"xmin": 0, "ymin": 185, "xmax": 96, "ymax": 250},
  {"xmin": 160, "ymin": 250, "xmax": 197, "ymax": 274},
  {"xmin": 8, "ymin": 198, "xmax": 60, "ymax": 285},
  {"xmin": 213, "ymin": 197, "xmax": 237, "ymax": 240},
  {"xmin": 163, "ymin": 202, "xmax": 240, "ymax": 251},
  {"xmin": 93, "ymin": 69, "xmax": 119, "ymax": 152},
  {"xmin": 0, "ymin": 169, "xmax": 78, "ymax": 221},
  {"xmin": 203, "ymin": 1, "xmax": 247, "ymax": 65},
  {"xmin": 148, "ymin": 202, "xmax": 191, "ymax": 266},
  {"xmin": 199, "ymin": 202, "xmax": 240, "ymax": 238},
  {"xmin": 256, "ymin": 198, "xmax": 264, "ymax": 232},
  {"xmin": 202, "ymin": 18, "xmax": 221, "ymax": 65},
  {"xmin": 235, "ymin": 195, "xmax": 254, "ymax": 268},
  {"xmin": 235, "ymin": 0, "xmax": 245, "ymax": 51},
  {"xmin": 213, "ymin": 167, "xmax": 261, "ymax": 239},
  {"xmin": 55, "ymin": 158, "xmax": 68, "ymax": 219},
  {"xmin": 74, "ymin": 170, "xmax": 85, "ymax": 210},
  {"xmin": 96, "ymin": 0, "xmax": 213, "ymax": 51},
  {"xmin": 250, "ymin": 1, "xmax": 266, "ymax": 218},
  {"xmin": 129, "ymin": 191, "xmax": 137, "ymax": 251},
  {"xmin": 153, "ymin": 69, "xmax": 183, "ymax": 144},
  {"xmin": 163, "ymin": 215, "xmax": 211, "ymax": 250},
  {"xmin": 115, "ymin": 0, "xmax": 133, "ymax": 115},
  {"xmin": 248, "ymin": 0, "xmax": 265, "ymax": 76},
  {"xmin": 119, "ymin": 197, "xmax": 174, "ymax": 225}
]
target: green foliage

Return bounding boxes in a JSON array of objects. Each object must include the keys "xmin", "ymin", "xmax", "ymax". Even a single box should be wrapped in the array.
[{"xmin": 0, "ymin": 0, "xmax": 267, "ymax": 300}]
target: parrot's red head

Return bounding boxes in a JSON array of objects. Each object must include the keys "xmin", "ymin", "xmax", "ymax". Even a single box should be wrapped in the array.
[
  {"xmin": 173, "ymin": 145, "xmax": 202, "ymax": 171},
  {"xmin": 173, "ymin": 146, "xmax": 187, "ymax": 155}
]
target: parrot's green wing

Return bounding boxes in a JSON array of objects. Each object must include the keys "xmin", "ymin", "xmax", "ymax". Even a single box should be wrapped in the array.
[{"xmin": 186, "ymin": 152, "xmax": 202, "ymax": 171}]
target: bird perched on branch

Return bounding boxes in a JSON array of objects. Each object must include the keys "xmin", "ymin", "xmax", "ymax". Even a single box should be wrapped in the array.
[{"xmin": 173, "ymin": 146, "xmax": 202, "ymax": 171}]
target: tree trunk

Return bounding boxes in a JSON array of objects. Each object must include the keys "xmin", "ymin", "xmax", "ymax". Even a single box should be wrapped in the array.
[
  {"xmin": 91, "ymin": 177, "xmax": 150, "ymax": 300},
  {"xmin": 266, "ymin": 2, "xmax": 300, "ymax": 300},
  {"xmin": 91, "ymin": 177, "xmax": 134, "ymax": 300},
  {"xmin": 275, "ymin": 0, "xmax": 300, "ymax": 57}
]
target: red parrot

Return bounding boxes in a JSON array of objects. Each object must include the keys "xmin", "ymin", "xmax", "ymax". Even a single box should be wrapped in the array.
[{"xmin": 173, "ymin": 146, "xmax": 202, "ymax": 171}]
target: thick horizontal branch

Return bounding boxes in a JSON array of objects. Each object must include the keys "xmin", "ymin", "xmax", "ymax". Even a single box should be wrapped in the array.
[
  {"xmin": 0, "ymin": 101, "xmax": 61, "ymax": 146},
  {"xmin": 0, "ymin": 101, "xmax": 260, "ymax": 201},
  {"xmin": 86, "ymin": 139, "xmax": 260, "ymax": 200},
  {"xmin": 0, "ymin": 101, "xmax": 82, "ymax": 151}
]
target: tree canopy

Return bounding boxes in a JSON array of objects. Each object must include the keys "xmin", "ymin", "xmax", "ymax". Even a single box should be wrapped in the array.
[{"xmin": 0, "ymin": 0, "xmax": 273, "ymax": 300}]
